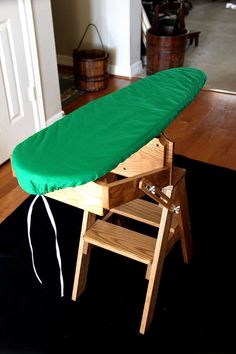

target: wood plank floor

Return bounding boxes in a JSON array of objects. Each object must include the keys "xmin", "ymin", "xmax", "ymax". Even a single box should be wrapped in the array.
[
  {"xmin": 1, "ymin": 73, "xmax": 236, "ymax": 223},
  {"xmin": 166, "ymin": 88, "xmax": 236, "ymax": 170}
]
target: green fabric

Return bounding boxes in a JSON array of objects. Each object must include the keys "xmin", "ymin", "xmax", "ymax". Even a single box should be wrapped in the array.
[{"xmin": 12, "ymin": 67, "xmax": 207, "ymax": 195}]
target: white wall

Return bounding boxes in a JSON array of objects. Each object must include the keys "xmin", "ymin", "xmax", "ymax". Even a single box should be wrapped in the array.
[
  {"xmin": 32, "ymin": 0, "xmax": 63, "ymax": 124},
  {"xmin": 106, "ymin": 0, "xmax": 131, "ymax": 76},
  {"xmin": 51, "ymin": 0, "xmax": 142, "ymax": 78}
]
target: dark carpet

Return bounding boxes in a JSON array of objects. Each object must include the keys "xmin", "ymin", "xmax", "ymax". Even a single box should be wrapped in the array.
[
  {"xmin": 59, "ymin": 74, "xmax": 84, "ymax": 108},
  {"xmin": 0, "ymin": 155, "xmax": 236, "ymax": 354}
]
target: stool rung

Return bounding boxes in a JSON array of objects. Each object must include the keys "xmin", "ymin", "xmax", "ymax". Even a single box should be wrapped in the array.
[
  {"xmin": 83, "ymin": 219, "xmax": 156, "ymax": 264},
  {"xmin": 111, "ymin": 198, "xmax": 178, "ymax": 232}
]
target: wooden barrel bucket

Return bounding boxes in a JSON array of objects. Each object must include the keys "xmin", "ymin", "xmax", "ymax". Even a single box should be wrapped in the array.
[
  {"xmin": 73, "ymin": 24, "xmax": 109, "ymax": 92},
  {"xmin": 146, "ymin": 28, "xmax": 189, "ymax": 75},
  {"xmin": 73, "ymin": 48, "xmax": 109, "ymax": 92}
]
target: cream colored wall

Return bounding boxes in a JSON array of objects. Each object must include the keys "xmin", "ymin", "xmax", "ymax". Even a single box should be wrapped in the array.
[
  {"xmin": 51, "ymin": 0, "xmax": 83, "ymax": 61},
  {"xmin": 51, "ymin": 0, "xmax": 142, "ymax": 77}
]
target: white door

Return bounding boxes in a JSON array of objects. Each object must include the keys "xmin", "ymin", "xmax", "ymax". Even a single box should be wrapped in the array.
[{"xmin": 0, "ymin": 0, "xmax": 40, "ymax": 164}]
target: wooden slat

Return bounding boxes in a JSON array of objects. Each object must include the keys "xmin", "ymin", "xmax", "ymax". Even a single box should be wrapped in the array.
[
  {"xmin": 111, "ymin": 137, "xmax": 165, "ymax": 177},
  {"xmin": 111, "ymin": 198, "xmax": 178, "ymax": 232},
  {"xmin": 46, "ymin": 167, "xmax": 170, "ymax": 216},
  {"xmin": 84, "ymin": 219, "xmax": 156, "ymax": 264},
  {"xmin": 105, "ymin": 167, "xmax": 170, "ymax": 210},
  {"xmin": 46, "ymin": 180, "xmax": 106, "ymax": 216}
]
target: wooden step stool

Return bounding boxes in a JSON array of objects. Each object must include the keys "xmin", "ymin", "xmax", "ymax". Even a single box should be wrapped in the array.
[{"xmin": 46, "ymin": 133, "xmax": 193, "ymax": 334}]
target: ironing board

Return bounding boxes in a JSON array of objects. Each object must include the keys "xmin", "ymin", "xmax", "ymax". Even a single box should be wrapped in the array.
[
  {"xmin": 12, "ymin": 67, "xmax": 206, "ymax": 195},
  {"xmin": 11, "ymin": 67, "xmax": 207, "ymax": 334}
]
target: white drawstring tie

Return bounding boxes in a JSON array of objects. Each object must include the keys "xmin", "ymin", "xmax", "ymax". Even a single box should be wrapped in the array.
[{"xmin": 27, "ymin": 195, "xmax": 64, "ymax": 297}]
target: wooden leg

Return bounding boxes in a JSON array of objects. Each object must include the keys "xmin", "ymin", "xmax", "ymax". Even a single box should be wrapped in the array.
[
  {"xmin": 72, "ymin": 211, "xmax": 96, "ymax": 301},
  {"xmin": 176, "ymin": 175, "xmax": 193, "ymax": 263},
  {"xmin": 140, "ymin": 169, "xmax": 193, "ymax": 333},
  {"xmin": 171, "ymin": 167, "xmax": 193, "ymax": 263},
  {"xmin": 188, "ymin": 31, "xmax": 200, "ymax": 47},
  {"xmin": 140, "ymin": 187, "xmax": 174, "ymax": 334}
]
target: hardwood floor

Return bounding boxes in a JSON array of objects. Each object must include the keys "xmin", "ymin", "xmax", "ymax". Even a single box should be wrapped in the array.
[
  {"xmin": 0, "ymin": 159, "xmax": 28, "ymax": 223},
  {"xmin": 166, "ymin": 88, "xmax": 236, "ymax": 170},
  {"xmin": 1, "ymin": 73, "xmax": 236, "ymax": 223},
  {"xmin": 63, "ymin": 76, "xmax": 139, "ymax": 115}
]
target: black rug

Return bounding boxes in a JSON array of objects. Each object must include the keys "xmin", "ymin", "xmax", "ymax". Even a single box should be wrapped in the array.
[
  {"xmin": 59, "ymin": 74, "xmax": 85, "ymax": 108},
  {"xmin": 0, "ymin": 156, "xmax": 236, "ymax": 354}
]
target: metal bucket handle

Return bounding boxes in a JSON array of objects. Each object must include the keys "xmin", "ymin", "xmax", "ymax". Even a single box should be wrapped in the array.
[{"xmin": 76, "ymin": 23, "xmax": 106, "ymax": 52}]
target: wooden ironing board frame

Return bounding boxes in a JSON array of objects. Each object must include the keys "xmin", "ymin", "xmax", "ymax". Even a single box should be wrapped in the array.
[{"xmin": 46, "ymin": 132, "xmax": 193, "ymax": 334}]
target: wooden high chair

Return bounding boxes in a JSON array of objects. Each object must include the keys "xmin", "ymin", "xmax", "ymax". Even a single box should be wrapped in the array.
[{"xmin": 46, "ymin": 133, "xmax": 193, "ymax": 334}]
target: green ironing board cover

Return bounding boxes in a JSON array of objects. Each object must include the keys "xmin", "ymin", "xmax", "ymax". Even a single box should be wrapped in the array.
[{"xmin": 12, "ymin": 67, "xmax": 207, "ymax": 195}]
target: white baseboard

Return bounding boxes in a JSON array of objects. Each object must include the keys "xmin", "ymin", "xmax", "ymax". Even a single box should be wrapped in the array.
[
  {"xmin": 57, "ymin": 55, "xmax": 73, "ymax": 67},
  {"xmin": 108, "ymin": 59, "xmax": 143, "ymax": 78},
  {"xmin": 46, "ymin": 110, "xmax": 65, "ymax": 127},
  {"xmin": 131, "ymin": 60, "xmax": 143, "ymax": 77}
]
